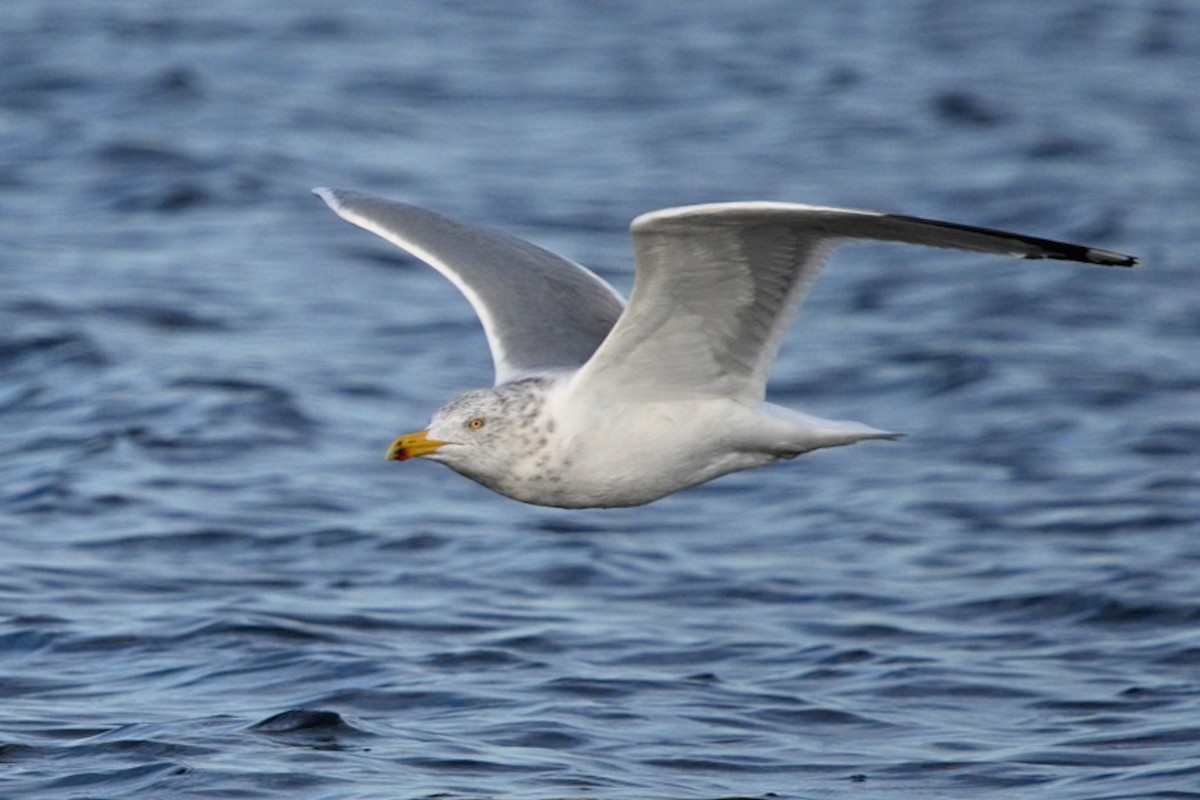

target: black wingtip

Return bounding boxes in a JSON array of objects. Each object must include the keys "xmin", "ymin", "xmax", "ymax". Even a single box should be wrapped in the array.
[
  {"xmin": 1035, "ymin": 243, "xmax": 1139, "ymax": 268},
  {"xmin": 881, "ymin": 212, "xmax": 1139, "ymax": 269}
]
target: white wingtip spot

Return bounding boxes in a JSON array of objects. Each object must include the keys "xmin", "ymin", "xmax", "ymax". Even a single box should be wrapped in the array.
[{"xmin": 1088, "ymin": 248, "xmax": 1140, "ymax": 268}]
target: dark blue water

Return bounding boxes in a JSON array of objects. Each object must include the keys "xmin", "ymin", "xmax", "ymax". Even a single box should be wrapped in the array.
[{"xmin": 2, "ymin": 1, "xmax": 1198, "ymax": 798}]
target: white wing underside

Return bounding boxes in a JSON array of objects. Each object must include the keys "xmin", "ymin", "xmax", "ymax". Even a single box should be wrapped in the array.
[
  {"xmin": 315, "ymin": 188, "xmax": 625, "ymax": 385},
  {"xmin": 571, "ymin": 202, "xmax": 1136, "ymax": 404}
]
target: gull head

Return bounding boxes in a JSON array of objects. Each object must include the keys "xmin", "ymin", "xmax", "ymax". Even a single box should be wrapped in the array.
[{"xmin": 386, "ymin": 379, "xmax": 556, "ymax": 496}]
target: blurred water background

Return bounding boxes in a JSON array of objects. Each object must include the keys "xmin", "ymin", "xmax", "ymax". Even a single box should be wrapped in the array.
[{"xmin": 2, "ymin": 1, "xmax": 1198, "ymax": 798}]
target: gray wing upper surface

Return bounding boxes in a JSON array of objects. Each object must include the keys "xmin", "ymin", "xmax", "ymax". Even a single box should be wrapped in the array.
[
  {"xmin": 571, "ymin": 202, "xmax": 1138, "ymax": 404},
  {"xmin": 315, "ymin": 188, "xmax": 626, "ymax": 385}
]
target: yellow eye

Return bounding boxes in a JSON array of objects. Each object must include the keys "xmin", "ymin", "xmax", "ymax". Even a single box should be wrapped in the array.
[{"xmin": 468, "ymin": 417, "xmax": 485, "ymax": 430}]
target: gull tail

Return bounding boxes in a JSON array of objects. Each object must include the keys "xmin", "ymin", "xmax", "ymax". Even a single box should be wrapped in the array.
[{"xmin": 757, "ymin": 403, "xmax": 902, "ymax": 457}]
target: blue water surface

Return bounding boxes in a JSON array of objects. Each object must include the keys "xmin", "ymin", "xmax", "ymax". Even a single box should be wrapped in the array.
[{"xmin": 2, "ymin": 1, "xmax": 1198, "ymax": 798}]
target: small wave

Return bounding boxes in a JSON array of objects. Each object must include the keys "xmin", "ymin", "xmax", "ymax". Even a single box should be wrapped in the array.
[
  {"xmin": 251, "ymin": 708, "xmax": 371, "ymax": 738},
  {"xmin": 0, "ymin": 331, "xmax": 108, "ymax": 370}
]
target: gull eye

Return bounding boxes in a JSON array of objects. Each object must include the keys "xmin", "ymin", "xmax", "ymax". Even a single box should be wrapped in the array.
[{"xmin": 467, "ymin": 417, "xmax": 485, "ymax": 430}]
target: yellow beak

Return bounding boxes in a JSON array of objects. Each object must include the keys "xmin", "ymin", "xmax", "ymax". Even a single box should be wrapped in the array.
[{"xmin": 387, "ymin": 430, "xmax": 446, "ymax": 461}]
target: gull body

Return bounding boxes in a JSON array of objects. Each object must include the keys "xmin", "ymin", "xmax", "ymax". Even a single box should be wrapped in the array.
[
  {"xmin": 315, "ymin": 188, "xmax": 1137, "ymax": 509},
  {"xmin": 417, "ymin": 375, "xmax": 887, "ymax": 508}
]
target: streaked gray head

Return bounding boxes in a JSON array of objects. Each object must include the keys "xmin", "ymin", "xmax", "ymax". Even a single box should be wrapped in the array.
[{"xmin": 420, "ymin": 379, "xmax": 552, "ymax": 489}]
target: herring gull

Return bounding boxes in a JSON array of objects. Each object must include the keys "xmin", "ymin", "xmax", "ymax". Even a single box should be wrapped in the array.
[{"xmin": 315, "ymin": 188, "xmax": 1137, "ymax": 508}]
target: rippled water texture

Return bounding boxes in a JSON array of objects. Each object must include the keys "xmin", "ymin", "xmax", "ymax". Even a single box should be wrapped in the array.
[{"xmin": 2, "ymin": 1, "xmax": 1198, "ymax": 798}]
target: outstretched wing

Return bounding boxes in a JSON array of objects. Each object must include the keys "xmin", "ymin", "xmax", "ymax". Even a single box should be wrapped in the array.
[
  {"xmin": 571, "ymin": 202, "xmax": 1137, "ymax": 404},
  {"xmin": 315, "ymin": 188, "xmax": 626, "ymax": 385}
]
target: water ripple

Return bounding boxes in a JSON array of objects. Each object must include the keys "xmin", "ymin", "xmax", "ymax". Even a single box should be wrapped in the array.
[{"xmin": 0, "ymin": 2, "xmax": 1194, "ymax": 799}]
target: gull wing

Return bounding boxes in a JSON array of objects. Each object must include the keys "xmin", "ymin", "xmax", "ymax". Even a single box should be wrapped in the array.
[
  {"xmin": 571, "ymin": 202, "xmax": 1138, "ymax": 404},
  {"xmin": 315, "ymin": 188, "xmax": 626, "ymax": 385}
]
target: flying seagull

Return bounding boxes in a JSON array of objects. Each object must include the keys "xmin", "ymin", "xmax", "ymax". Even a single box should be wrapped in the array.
[{"xmin": 315, "ymin": 188, "xmax": 1137, "ymax": 508}]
